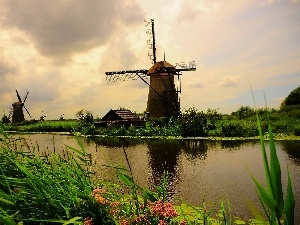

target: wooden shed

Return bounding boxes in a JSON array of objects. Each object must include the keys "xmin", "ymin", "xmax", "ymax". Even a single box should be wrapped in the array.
[{"xmin": 95, "ymin": 109, "xmax": 145, "ymax": 128}]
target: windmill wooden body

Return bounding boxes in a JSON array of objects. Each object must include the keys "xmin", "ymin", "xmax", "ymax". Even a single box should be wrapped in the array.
[
  {"xmin": 12, "ymin": 90, "xmax": 31, "ymax": 123},
  {"xmin": 105, "ymin": 19, "xmax": 196, "ymax": 118}
]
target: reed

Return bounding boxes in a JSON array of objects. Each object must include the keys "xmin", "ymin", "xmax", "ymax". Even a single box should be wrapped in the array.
[
  {"xmin": 250, "ymin": 95, "xmax": 295, "ymax": 224},
  {"xmin": 0, "ymin": 126, "xmax": 113, "ymax": 224}
]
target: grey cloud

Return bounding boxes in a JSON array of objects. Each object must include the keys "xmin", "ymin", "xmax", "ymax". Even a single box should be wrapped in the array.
[{"xmin": 1, "ymin": 0, "xmax": 144, "ymax": 64}]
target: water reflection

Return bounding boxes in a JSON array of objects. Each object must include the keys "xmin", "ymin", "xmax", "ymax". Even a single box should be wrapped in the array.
[
  {"xmin": 181, "ymin": 140, "xmax": 208, "ymax": 161},
  {"xmin": 87, "ymin": 136, "xmax": 143, "ymax": 148},
  {"xmin": 146, "ymin": 139, "xmax": 181, "ymax": 201},
  {"xmin": 279, "ymin": 140, "xmax": 300, "ymax": 163},
  {"xmin": 220, "ymin": 139, "xmax": 257, "ymax": 150}
]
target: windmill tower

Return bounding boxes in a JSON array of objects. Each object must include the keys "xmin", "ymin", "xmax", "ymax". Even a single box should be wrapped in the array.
[
  {"xmin": 105, "ymin": 19, "xmax": 196, "ymax": 118},
  {"xmin": 12, "ymin": 90, "xmax": 31, "ymax": 123}
]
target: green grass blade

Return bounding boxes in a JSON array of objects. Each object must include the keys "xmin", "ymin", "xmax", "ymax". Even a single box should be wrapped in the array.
[
  {"xmin": 0, "ymin": 215, "xmax": 16, "ymax": 225},
  {"xmin": 284, "ymin": 170, "xmax": 295, "ymax": 225},
  {"xmin": 251, "ymin": 175, "xmax": 276, "ymax": 212},
  {"xmin": 118, "ymin": 172, "xmax": 135, "ymax": 187},
  {"xmin": 267, "ymin": 114, "xmax": 284, "ymax": 218},
  {"xmin": 250, "ymin": 87, "xmax": 273, "ymax": 196}
]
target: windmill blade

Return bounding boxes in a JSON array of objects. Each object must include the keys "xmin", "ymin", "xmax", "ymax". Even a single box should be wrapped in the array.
[
  {"xmin": 23, "ymin": 91, "xmax": 29, "ymax": 103},
  {"xmin": 16, "ymin": 89, "xmax": 22, "ymax": 102},
  {"xmin": 23, "ymin": 105, "xmax": 32, "ymax": 118}
]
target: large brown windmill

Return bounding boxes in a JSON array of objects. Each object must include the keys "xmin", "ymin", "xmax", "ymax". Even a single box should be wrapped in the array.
[
  {"xmin": 105, "ymin": 19, "xmax": 196, "ymax": 118},
  {"xmin": 11, "ymin": 90, "xmax": 31, "ymax": 123}
]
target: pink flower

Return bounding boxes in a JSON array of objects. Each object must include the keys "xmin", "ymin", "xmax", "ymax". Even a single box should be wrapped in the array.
[
  {"xmin": 158, "ymin": 219, "xmax": 167, "ymax": 225},
  {"xmin": 84, "ymin": 217, "xmax": 94, "ymax": 225},
  {"xmin": 150, "ymin": 200, "xmax": 179, "ymax": 218}
]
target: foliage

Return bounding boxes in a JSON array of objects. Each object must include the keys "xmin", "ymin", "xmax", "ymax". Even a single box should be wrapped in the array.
[
  {"xmin": 214, "ymin": 120, "xmax": 258, "ymax": 137},
  {"xmin": 2, "ymin": 120, "xmax": 80, "ymax": 133},
  {"xmin": 294, "ymin": 125, "xmax": 300, "ymax": 136},
  {"xmin": 0, "ymin": 128, "xmax": 114, "ymax": 224},
  {"xmin": 281, "ymin": 86, "xmax": 300, "ymax": 107},
  {"xmin": 179, "ymin": 107, "xmax": 221, "ymax": 137},
  {"xmin": 76, "ymin": 109, "xmax": 94, "ymax": 124},
  {"xmin": 231, "ymin": 106, "xmax": 256, "ymax": 119},
  {"xmin": 2, "ymin": 105, "xmax": 300, "ymax": 138},
  {"xmin": 250, "ymin": 101, "xmax": 295, "ymax": 224},
  {"xmin": 1, "ymin": 114, "xmax": 10, "ymax": 124}
]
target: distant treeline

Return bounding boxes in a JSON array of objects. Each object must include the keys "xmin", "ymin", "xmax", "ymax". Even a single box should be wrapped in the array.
[{"xmin": 2, "ymin": 104, "xmax": 300, "ymax": 138}]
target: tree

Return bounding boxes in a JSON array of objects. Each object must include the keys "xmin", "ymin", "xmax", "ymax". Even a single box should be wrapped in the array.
[
  {"xmin": 179, "ymin": 107, "xmax": 208, "ymax": 137},
  {"xmin": 281, "ymin": 86, "xmax": 300, "ymax": 108},
  {"xmin": 231, "ymin": 106, "xmax": 255, "ymax": 119},
  {"xmin": 76, "ymin": 109, "xmax": 94, "ymax": 124},
  {"xmin": 1, "ymin": 114, "xmax": 10, "ymax": 124}
]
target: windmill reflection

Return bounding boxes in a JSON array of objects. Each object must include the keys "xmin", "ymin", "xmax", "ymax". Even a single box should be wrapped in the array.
[
  {"xmin": 147, "ymin": 139, "xmax": 181, "ymax": 201},
  {"xmin": 147, "ymin": 139, "xmax": 208, "ymax": 202}
]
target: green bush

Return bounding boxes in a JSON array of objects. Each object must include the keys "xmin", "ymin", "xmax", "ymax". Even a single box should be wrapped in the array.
[
  {"xmin": 217, "ymin": 120, "xmax": 258, "ymax": 137},
  {"xmin": 1, "ymin": 114, "xmax": 10, "ymax": 124},
  {"xmin": 294, "ymin": 125, "xmax": 300, "ymax": 136},
  {"xmin": 179, "ymin": 107, "xmax": 212, "ymax": 137},
  {"xmin": 231, "ymin": 106, "xmax": 255, "ymax": 119}
]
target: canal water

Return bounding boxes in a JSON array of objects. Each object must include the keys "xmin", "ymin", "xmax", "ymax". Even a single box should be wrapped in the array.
[{"xmin": 9, "ymin": 134, "xmax": 300, "ymax": 223}]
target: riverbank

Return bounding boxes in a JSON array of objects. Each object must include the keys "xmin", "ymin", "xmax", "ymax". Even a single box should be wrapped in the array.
[{"xmin": 5, "ymin": 130, "xmax": 300, "ymax": 141}]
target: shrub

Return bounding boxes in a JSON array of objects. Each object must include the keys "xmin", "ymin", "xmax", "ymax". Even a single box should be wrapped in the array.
[
  {"xmin": 231, "ymin": 106, "xmax": 255, "ymax": 119},
  {"xmin": 179, "ymin": 107, "xmax": 208, "ymax": 137},
  {"xmin": 294, "ymin": 125, "xmax": 300, "ymax": 136},
  {"xmin": 218, "ymin": 120, "xmax": 257, "ymax": 137},
  {"xmin": 281, "ymin": 86, "xmax": 300, "ymax": 107},
  {"xmin": 1, "ymin": 114, "xmax": 10, "ymax": 124}
]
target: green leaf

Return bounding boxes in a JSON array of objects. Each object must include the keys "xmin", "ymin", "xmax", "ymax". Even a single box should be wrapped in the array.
[
  {"xmin": 252, "ymin": 176, "xmax": 276, "ymax": 211},
  {"xmin": 63, "ymin": 217, "xmax": 82, "ymax": 225},
  {"xmin": 267, "ymin": 110, "xmax": 284, "ymax": 217},
  {"xmin": 144, "ymin": 190, "xmax": 158, "ymax": 202},
  {"xmin": 284, "ymin": 171, "xmax": 295, "ymax": 225},
  {"xmin": 0, "ymin": 215, "xmax": 17, "ymax": 225},
  {"xmin": 118, "ymin": 172, "xmax": 134, "ymax": 187},
  {"xmin": 0, "ymin": 196, "xmax": 15, "ymax": 206},
  {"xmin": 234, "ymin": 219, "xmax": 246, "ymax": 224}
]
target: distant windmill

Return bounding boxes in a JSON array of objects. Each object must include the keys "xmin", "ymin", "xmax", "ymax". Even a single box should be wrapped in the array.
[
  {"xmin": 105, "ymin": 19, "xmax": 196, "ymax": 118},
  {"xmin": 12, "ymin": 90, "xmax": 31, "ymax": 123}
]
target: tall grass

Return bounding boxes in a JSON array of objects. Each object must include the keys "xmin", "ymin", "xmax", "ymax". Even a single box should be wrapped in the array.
[
  {"xmin": 0, "ymin": 126, "xmax": 113, "ymax": 224},
  {"xmin": 250, "ymin": 95, "xmax": 295, "ymax": 224}
]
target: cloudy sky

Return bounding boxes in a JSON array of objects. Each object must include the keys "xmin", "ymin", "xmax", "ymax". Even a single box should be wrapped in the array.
[{"xmin": 0, "ymin": 0, "xmax": 299, "ymax": 120}]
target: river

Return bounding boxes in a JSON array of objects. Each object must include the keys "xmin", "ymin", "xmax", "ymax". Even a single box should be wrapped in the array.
[{"xmin": 9, "ymin": 133, "xmax": 300, "ymax": 223}]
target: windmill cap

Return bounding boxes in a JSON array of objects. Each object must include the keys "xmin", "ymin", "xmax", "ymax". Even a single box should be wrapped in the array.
[
  {"xmin": 12, "ymin": 102, "xmax": 23, "ymax": 106},
  {"xmin": 147, "ymin": 60, "xmax": 175, "ymax": 75}
]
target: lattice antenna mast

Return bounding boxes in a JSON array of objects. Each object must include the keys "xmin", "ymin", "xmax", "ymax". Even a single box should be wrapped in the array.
[{"xmin": 145, "ymin": 19, "xmax": 156, "ymax": 64}]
